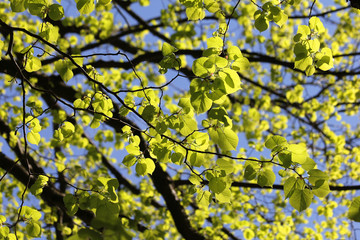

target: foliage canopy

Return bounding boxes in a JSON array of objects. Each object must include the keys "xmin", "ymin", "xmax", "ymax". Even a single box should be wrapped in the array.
[{"xmin": 0, "ymin": 0, "xmax": 360, "ymax": 239}]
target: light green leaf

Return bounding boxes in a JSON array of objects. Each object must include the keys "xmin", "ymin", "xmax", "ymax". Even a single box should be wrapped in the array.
[
  {"xmin": 315, "ymin": 47, "xmax": 333, "ymax": 71},
  {"xmin": 218, "ymin": 68, "xmax": 242, "ymax": 94},
  {"xmin": 26, "ymin": 0, "xmax": 48, "ymax": 17},
  {"xmin": 189, "ymin": 175, "xmax": 202, "ymax": 185},
  {"xmin": 215, "ymin": 188, "xmax": 231, "ymax": 203},
  {"xmin": 30, "ymin": 175, "xmax": 48, "ymax": 196},
  {"xmin": 25, "ymin": 56, "xmax": 42, "ymax": 72},
  {"xmin": 192, "ymin": 57, "xmax": 214, "ymax": 77},
  {"xmin": 63, "ymin": 194, "xmax": 78, "ymax": 216},
  {"xmin": 162, "ymin": 42, "xmax": 177, "ymax": 56},
  {"xmin": 197, "ymin": 190, "xmax": 211, "ymax": 208},
  {"xmin": 207, "ymin": 36, "xmax": 223, "ymax": 49},
  {"xmin": 283, "ymin": 176, "xmax": 305, "ymax": 199},
  {"xmin": 301, "ymin": 157, "xmax": 316, "ymax": 171},
  {"xmin": 55, "ymin": 60, "xmax": 74, "ymax": 82},
  {"xmin": 309, "ymin": 16, "xmax": 325, "ymax": 33},
  {"xmin": 209, "ymin": 126, "xmax": 238, "ymax": 151},
  {"xmin": 288, "ymin": 143, "xmax": 308, "ymax": 164},
  {"xmin": 179, "ymin": 114, "xmax": 197, "ymax": 136},
  {"xmin": 257, "ymin": 169, "xmax": 276, "ymax": 187},
  {"xmin": 27, "ymin": 131, "xmax": 41, "ymax": 145},
  {"xmin": 143, "ymin": 158, "xmax": 155, "ymax": 175},
  {"xmin": 227, "ymin": 46, "xmax": 242, "ymax": 60},
  {"xmin": 19, "ymin": 206, "xmax": 42, "ymax": 221},
  {"xmin": 289, "ymin": 189, "xmax": 313, "ymax": 212},
  {"xmin": 61, "ymin": 121, "xmax": 75, "ymax": 138},
  {"xmin": 26, "ymin": 221, "xmax": 41, "ymax": 237},
  {"xmin": 216, "ymin": 158, "xmax": 234, "ymax": 174},
  {"xmin": 190, "ymin": 91, "xmax": 212, "ymax": 114},
  {"xmin": 209, "ymin": 177, "xmax": 226, "ymax": 194},
  {"xmin": 232, "ymin": 57, "xmax": 250, "ymax": 72},
  {"xmin": 204, "ymin": 0, "xmax": 220, "ymax": 13},
  {"xmin": 294, "ymin": 56, "xmax": 313, "ymax": 72},
  {"xmin": 265, "ymin": 135, "xmax": 287, "ymax": 150},
  {"xmin": 186, "ymin": 6, "xmax": 205, "ymax": 20}
]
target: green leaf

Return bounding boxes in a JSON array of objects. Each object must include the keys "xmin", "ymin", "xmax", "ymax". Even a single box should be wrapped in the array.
[
  {"xmin": 257, "ymin": 169, "xmax": 276, "ymax": 187},
  {"xmin": 197, "ymin": 190, "xmax": 211, "ymax": 208},
  {"xmin": 265, "ymin": 135, "xmax": 287, "ymax": 150},
  {"xmin": 63, "ymin": 194, "xmax": 78, "ymax": 216},
  {"xmin": 25, "ymin": 0, "xmax": 48, "ymax": 17},
  {"xmin": 309, "ymin": 16, "xmax": 325, "ymax": 33},
  {"xmin": 75, "ymin": 0, "xmax": 94, "ymax": 14},
  {"xmin": 232, "ymin": 57, "xmax": 250, "ymax": 72},
  {"xmin": 143, "ymin": 158, "xmax": 155, "ymax": 175},
  {"xmin": 19, "ymin": 206, "xmax": 42, "ymax": 221},
  {"xmin": 192, "ymin": 57, "xmax": 214, "ymax": 77},
  {"xmin": 209, "ymin": 126, "xmax": 238, "ymax": 151},
  {"xmin": 244, "ymin": 163, "xmax": 257, "ymax": 180},
  {"xmin": 190, "ymin": 91, "xmax": 212, "ymax": 114},
  {"xmin": 26, "ymin": 221, "xmax": 41, "ymax": 237},
  {"xmin": 171, "ymin": 152, "xmax": 183, "ymax": 164},
  {"xmin": 186, "ymin": 6, "xmax": 205, "ymax": 20},
  {"xmin": 294, "ymin": 56, "xmax": 313, "ymax": 72},
  {"xmin": 179, "ymin": 114, "xmax": 197, "ymax": 136},
  {"xmin": 284, "ymin": 176, "xmax": 305, "ymax": 199},
  {"xmin": 348, "ymin": 196, "xmax": 360, "ymax": 222},
  {"xmin": 311, "ymin": 181, "xmax": 330, "ymax": 198},
  {"xmin": 141, "ymin": 105, "xmax": 156, "ymax": 122},
  {"xmin": 227, "ymin": 46, "xmax": 242, "ymax": 60},
  {"xmin": 10, "ymin": 0, "xmax": 26, "ymax": 12},
  {"xmin": 55, "ymin": 60, "xmax": 74, "ymax": 82},
  {"xmin": 278, "ymin": 152, "xmax": 292, "ymax": 168},
  {"xmin": 301, "ymin": 157, "xmax": 316, "ymax": 171},
  {"xmin": 315, "ymin": 47, "xmax": 333, "ymax": 71},
  {"xmin": 98, "ymin": 0, "xmax": 112, "ymax": 5},
  {"xmin": 189, "ymin": 175, "xmax": 202, "ymax": 185},
  {"xmin": 295, "ymin": 25, "xmax": 311, "ymax": 41},
  {"xmin": 135, "ymin": 161, "xmax": 147, "ymax": 176},
  {"xmin": 288, "ymin": 143, "xmax": 308, "ymax": 164},
  {"xmin": 216, "ymin": 158, "xmax": 234, "ymax": 174},
  {"xmin": 155, "ymin": 122, "xmax": 167, "ymax": 134},
  {"xmin": 162, "ymin": 42, "xmax": 177, "ymax": 56},
  {"xmin": 97, "ymin": 177, "xmax": 119, "ymax": 202},
  {"xmin": 27, "ymin": 131, "xmax": 41, "ymax": 145},
  {"xmin": 289, "ymin": 189, "xmax": 313, "ymax": 212},
  {"xmin": 215, "ymin": 188, "xmax": 231, "ymax": 203},
  {"xmin": 218, "ymin": 68, "xmax": 242, "ymax": 94},
  {"xmin": 209, "ymin": 177, "xmax": 226, "ymax": 194},
  {"xmin": 207, "ymin": 36, "xmax": 223, "ymax": 50},
  {"xmin": 25, "ymin": 56, "xmax": 42, "ymax": 72},
  {"xmin": 30, "ymin": 175, "xmax": 48, "ymax": 196},
  {"xmin": 122, "ymin": 154, "xmax": 137, "ymax": 167},
  {"xmin": 39, "ymin": 23, "xmax": 59, "ymax": 43},
  {"xmin": 48, "ymin": 4, "xmax": 64, "ymax": 21},
  {"xmin": 204, "ymin": 0, "xmax": 220, "ymax": 13},
  {"xmin": 61, "ymin": 121, "xmax": 75, "ymax": 138},
  {"xmin": 308, "ymin": 169, "xmax": 329, "ymax": 197},
  {"xmin": 254, "ymin": 12, "xmax": 268, "ymax": 32}
]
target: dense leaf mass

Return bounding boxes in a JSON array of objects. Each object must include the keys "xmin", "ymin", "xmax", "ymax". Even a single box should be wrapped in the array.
[{"xmin": 0, "ymin": 0, "xmax": 360, "ymax": 239}]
